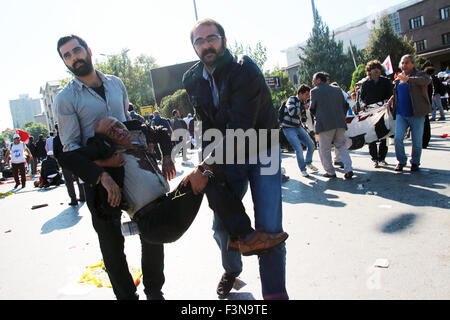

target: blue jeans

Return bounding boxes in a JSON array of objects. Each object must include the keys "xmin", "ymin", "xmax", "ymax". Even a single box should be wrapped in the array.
[
  {"xmin": 394, "ymin": 114, "xmax": 425, "ymax": 166},
  {"xmin": 282, "ymin": 126, "xmax": 315, "ymax": 172},
  {"xmin": 212, "ymin": 148, "xmax": 288, "ymax": 300},
  {"xmin": 432, "ymin": 94, "xmax": 446, "ymax": 119}
]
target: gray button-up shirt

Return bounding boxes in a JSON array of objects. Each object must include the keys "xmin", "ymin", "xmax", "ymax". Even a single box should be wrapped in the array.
[{"xmin": 54, "ymin": 71, "xmax": 130, "ymax": 151}]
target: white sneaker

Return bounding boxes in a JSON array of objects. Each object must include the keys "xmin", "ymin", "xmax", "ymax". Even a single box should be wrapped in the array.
[
  {"xmin": 301, "ymin": 171, "xmax": 309, "ymax": 177},
  {"xmin": 306, "ymin": 164, "xmax": 319, "ymax": 171}
]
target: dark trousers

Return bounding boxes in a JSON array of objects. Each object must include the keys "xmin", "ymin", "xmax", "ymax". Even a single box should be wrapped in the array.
[
  {"xmin": 30, "ymin": 157, "xmax": 38, "ymax": 174},
  {"xmin": 12, "ymin": 162, "xmax": 26, "ymax": 186},
  {"xmin": 369, "ymin": 138, "xmax": 388, "ymax": 161},
  {"xmin": 423, "ymin": 115, "xmax": 431, "ymax": 148},
  {"xmin": 136, "ymin": 178, "xmax": 254, "ymax": 244},
  {"xmin": 85, "ymin": 185, "xmax": 164, "ymax": 300},
  {"xmin": 62, "ymin": 168, "xmax": 85, "ymax": 201}
]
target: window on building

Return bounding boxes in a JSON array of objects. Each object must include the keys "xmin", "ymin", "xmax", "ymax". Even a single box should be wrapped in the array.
[
  {"xmin": 409, "ymin": 16, "xmax": 424, "ymax": 29},
  {"xmin": 414, "ymin": 40, "xmax": 427, "ymax": 52},
  {"xmin": 443, "ymin": 33, "xmax": 450, "ymax": 45},
  {"xmin": 440, "ymin": 6, "xmax": 450, "ymax": 20}
]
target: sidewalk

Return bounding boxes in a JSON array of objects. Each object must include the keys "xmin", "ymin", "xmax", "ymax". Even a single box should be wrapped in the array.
[{"xmin": 0, "ymin": 114, "xmax": 449, "ymax": 300}]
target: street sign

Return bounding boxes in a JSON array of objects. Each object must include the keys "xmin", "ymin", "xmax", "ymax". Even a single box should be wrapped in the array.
[
  {"xmin": 265, "ymin": 76, "xmax": 281, "ymax": 89},
  {"xmin": 140, "ymin": 106, "xmax": 154, "ymax": 116}
]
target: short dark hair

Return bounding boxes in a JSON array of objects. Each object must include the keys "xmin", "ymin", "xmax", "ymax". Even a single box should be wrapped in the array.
[
  {"xmin": 57, "ymin": 34, "xmax": 88, "ymax": 59},
  {"xmin": 313, "ymin": 72, "xmax": 327, "ymax": 83},
  {"xmin": 297, "ymin": 84, "xmax": 311, "ymax": 95},
  {"xmin": 365, "ymin": 60, "xmax": 383, "ymax": 76},
  {"xmin": 190, "ymin": 18, "xmax": 226, "ymax": 44},
  {"xmin": 172, "ymin": 109, "xmax": 179, "ymax": 116},
  {"xmin": 424, "ymin": 66, "xmax": 435, "ymax": 75}
]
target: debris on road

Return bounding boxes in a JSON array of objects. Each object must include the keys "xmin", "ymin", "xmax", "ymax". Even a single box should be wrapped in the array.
[
  {"xmin": 31, "ymin": 204, "xmax": 48, "ymax": 210},
  {"xmin": 374, "ymin": 258, "xmax": 390, "ymax": 268}
]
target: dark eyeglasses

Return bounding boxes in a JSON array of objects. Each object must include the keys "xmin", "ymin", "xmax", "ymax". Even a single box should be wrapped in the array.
[{"xmin": 193, "ymin": 34, "xmax": 223, "ymax": 47}]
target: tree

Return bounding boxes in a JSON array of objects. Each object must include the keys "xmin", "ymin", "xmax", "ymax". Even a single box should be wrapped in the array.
[
  {"xmin": 264, "ymin": 67, "xmax": 296, "ymax": 109},
  {"xmin": 297, "ymin": 9, "xmax": 355, "ymax": 90},
  {"xmin": 229, "ymin": 40, "xmax": 268, "ymax": 71},
  {"xmin": 350, "ymin": 64, "xmax": 368, "ymax": 91},
  {"xmin": 21, "ymin": 121, "xmax": 49, "ymax": 140},
  {"xmin": 364, "ymin": 15, "xmax": 414, "ymax": 73},
  {"xmin": 95, "ymin": 49, "xmax": 159, "ymax": 112},
  {"xmin": 158, "ymin": 89, "xmax": 194, "ymax": 119}
]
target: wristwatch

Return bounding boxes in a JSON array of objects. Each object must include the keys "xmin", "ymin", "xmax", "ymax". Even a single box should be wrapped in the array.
[{"xmin": 198, "ymin": 165, "xmax": 214, "ymax": 178}]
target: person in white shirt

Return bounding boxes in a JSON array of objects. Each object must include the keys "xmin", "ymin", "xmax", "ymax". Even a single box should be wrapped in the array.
[
  {"xmin": 45, "ymin": 132, "xmax": 55, "ymax": 153},
  {"xmin": 4, "ymin": 134, "xmax": 32, "ymax": 188}
]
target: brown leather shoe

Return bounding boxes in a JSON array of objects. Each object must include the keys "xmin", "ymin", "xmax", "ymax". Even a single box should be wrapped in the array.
[{"xmin": 238, "ymin": 231, "xmax": 288, "ymax": 256}]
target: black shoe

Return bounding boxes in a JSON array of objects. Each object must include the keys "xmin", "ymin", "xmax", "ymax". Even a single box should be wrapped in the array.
[
  {"xmin": 373, "ymin": 161, "xmax": 379, "ymax": 168},
  {"xmin": 438, "ymin": 117, "xmax": 446, "ymax": 121},
  {"xmin": 395, "ymin": 164, "xmax": 405, "ymax": 172},
  {"xmin": 69, "ymin": 200, "xmax": 78, "ymax": 206},
  {"xmin": 14, "ymin": 183, "xmax": 20, "ymax": 188},
  {"xmin": 281, "ymin": 174, "xmax": 290, "ymax": 183},
  {"xmin": 323, "ymin": 173, "xmax": 337, "ymax": 178},
  {"xmin": 410, "ymin": 164, "xmax": 420, "ymax": 172},
  {"xmin": 147, "ymin": 291, "xmax": 165, "ymax": 300},
  {"xmin": 344, "ymin": 171, "xmax": 354, "ymax": 179},
  {"xmin": 78, "ymin": 198, "xmax": 86, "ymax": 202},
  {"xmin": 217, "ymin": 273, "xmax": 236, "ymax": 298}
]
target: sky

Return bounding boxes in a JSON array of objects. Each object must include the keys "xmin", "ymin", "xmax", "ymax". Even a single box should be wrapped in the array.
[{"xmin": 0, "ymin": 0, "xmax": 409, "ymax": 131}]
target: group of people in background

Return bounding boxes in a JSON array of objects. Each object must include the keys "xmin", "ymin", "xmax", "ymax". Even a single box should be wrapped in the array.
[{"xmin": 280, "ymin": 54, "xmax": 447, "ymax": 180}]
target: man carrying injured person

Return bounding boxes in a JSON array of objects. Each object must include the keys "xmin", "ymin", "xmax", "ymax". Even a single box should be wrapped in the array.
[{"xmin": 90, "ymin": 116, "xmax": 288, "ymax": 255}]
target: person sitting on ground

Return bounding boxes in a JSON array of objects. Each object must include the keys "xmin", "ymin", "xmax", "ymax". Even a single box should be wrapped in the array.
[
  {"xmin": 37, "ymin": 151, "xmax": 63, "ymax": 188},
  {"xmin": 80, "ymin": 116, "xmax": 288, "ymax": 255}
]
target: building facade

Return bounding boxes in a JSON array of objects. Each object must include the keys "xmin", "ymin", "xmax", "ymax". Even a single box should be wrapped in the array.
[
  {"xmin": 9, "ymin": 94, "xmax": 42, "ymax": 129},
  {"xmin": 398, "ymin": 0, "xmax": 450, "ymax": 70},
  {"xmin": 40, "ymin": 80, "xmax": 62, "ymax": 132},
  {"xmin": 282, "ymin": 0, "xmax": 434, "ymax": 87}
]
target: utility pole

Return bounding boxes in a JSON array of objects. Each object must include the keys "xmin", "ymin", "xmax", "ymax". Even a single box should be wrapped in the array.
[
  {"xmin": 193, "ymin": 0, "xmax": 198, "ymax": 21},
  {"xmin": 311, "ymin": 0, "xmax": 317, "ymax": 22}
]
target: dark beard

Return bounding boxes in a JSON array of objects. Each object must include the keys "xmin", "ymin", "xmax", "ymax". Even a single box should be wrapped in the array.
[
  {"xmin": 68, "ymin": 56, "xmax": 94, "ymax": 77},
  {"xmin": 200, "ymin": 40, "xmax": 225, "ymax": 68}
]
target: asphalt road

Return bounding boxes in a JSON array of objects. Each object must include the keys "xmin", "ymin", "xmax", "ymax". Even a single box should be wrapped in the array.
[{"xmin": 0, "ymin": 114, "xmax": 449, "ymax": 300}]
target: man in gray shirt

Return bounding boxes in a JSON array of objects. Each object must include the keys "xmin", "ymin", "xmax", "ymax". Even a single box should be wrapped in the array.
[
  {"xmin": 310, "ymin": 72, "xmax": 353, "ymax": 179},
  {"xmin": 54, "ymin": 34, "xmax": 174, "ymax": 300}
]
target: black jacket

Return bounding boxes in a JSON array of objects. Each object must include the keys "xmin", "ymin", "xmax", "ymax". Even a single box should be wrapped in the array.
[
  {"xmin": 182, "ymin": 49, "xmax": 278, "ymax": 171},
  {"xmin": 360, "ymin": 76, "xmax": 393, "ymax": 105}
]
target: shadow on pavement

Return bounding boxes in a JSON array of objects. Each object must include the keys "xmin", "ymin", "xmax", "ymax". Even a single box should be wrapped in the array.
[
  {"xmin": 380, "ymin": 213, "xmax": 418, "ymax": 234},
  {"xmin": 281, "ymin": 166, "xmax": 449, "ymax": 209},
  {"xmin": 41, "ymin": 205, "xmax": 83, "ymax": 234}
]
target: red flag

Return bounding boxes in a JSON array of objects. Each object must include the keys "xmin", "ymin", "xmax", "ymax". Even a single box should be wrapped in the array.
[{"xmin": 15, "ymin": 129, "xmax": 30, "ymax": 144}]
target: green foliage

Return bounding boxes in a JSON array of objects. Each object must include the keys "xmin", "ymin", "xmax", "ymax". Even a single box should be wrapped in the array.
[
  {"xmin": 0, "ymin": 131, "xmax": 14, "ymax": 146},
  {"xmin": 158, "ymin": 89, "xmax": 194, "ymax": 119},
  {"xmin": 364, "ymin": 15, "xmax": 414, "ymax": 73},
  {"xmin": 264, "ymin": 67, "xmax": 296, "ymax": 109},
  {"xmin": 95, "ymin": 49, "xmax": 159, "ymax": 110},
  {"xmin": 350, "ymin": 64, "xmax": 368, "ymax": 91},
  {"xmin": 229, "ymin": 40, "xmax": 268, "ymax": 72},
  {"xmin": 297, "ymin": 9, "xmax": 355, "ymax": 90},
  {"xmin": 21, "ymin": 121, "xmax": 49, "ymax": 140}
]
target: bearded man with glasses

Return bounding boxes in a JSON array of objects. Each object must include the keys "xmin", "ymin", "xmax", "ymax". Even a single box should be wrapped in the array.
[{"xmin": 182, "ymin": 19, "xmax": 288, "ymax": 300}]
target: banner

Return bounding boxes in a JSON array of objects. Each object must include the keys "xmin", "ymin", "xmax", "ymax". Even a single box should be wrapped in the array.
[
  {"xmin": 344, "ymin": 104, "xmax": 395, "ymax": 150},
  {"xmin": 382, "ymin": 55, "xmax": 393, "ymax": 76}
]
